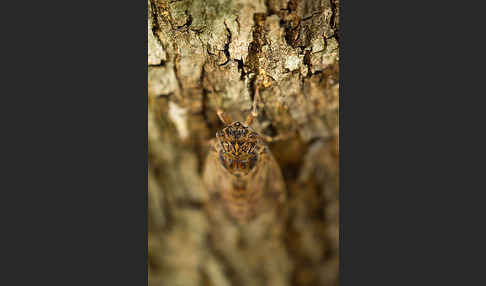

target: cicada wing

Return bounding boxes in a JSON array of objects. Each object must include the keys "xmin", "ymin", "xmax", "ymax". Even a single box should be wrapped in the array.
[
  {"xmin": 202, "ymin": 139, "xmax": 238, "ymax": 224},
  {"xmin": 249, "ymin": 147, "xmax": 286, "ymax": 214},
  {"xmin": 236, "ymin": 148, "xmax": 287, "ymax": 243}
]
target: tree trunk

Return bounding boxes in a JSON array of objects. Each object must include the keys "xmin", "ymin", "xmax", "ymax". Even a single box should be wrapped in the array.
[{"xmin": 148, "ymin": 0, "xmax": 339, "ymax": 285}]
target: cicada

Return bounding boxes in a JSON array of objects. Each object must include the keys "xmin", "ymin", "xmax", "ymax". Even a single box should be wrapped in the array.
[{"xmin": 202, "ymin": 85, "xmax": 287, "ymax": 225}]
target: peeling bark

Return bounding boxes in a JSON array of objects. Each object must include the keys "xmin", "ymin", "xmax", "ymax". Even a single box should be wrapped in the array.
[{"xmin": 148, "ymin": 0, "xmax": 339, "ymax": 285}]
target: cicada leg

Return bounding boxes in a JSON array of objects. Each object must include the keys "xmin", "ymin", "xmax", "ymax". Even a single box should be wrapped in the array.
[
  {"xmin": 217, "ymin": 109, "xmax": 233, "ymax": 125},
  {"xmin": 245, "ymin": 77, "xmax": 296, "ymax": 143}
]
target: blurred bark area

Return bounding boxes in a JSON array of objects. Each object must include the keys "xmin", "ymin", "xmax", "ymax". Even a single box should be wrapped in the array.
[{"xmin": 148, "ymin": 0, "xmax": 339, "ymax": 285}]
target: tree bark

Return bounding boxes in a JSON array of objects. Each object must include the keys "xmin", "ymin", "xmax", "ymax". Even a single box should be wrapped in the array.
[{"xmin": 148, "ymin": 0, "xmax": 339, "ymax": 285}]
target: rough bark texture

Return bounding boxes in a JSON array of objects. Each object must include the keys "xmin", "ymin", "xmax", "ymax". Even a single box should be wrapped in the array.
[{"xmin": 148, "ymin": 0, "xmax": 339, "ymax": 285}]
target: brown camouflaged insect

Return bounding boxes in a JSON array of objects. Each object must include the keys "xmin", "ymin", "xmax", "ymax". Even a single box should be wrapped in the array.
[{"xmin": 203, "ymin": 83, "xmax": 288, "ymax": 224}]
